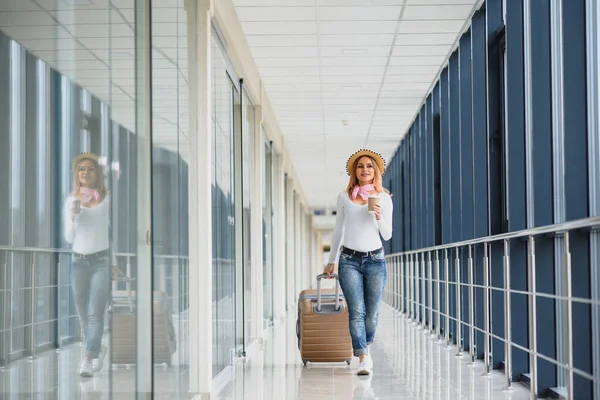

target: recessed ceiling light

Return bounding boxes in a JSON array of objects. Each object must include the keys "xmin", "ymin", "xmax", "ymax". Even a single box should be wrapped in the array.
[
  {"xmin": 111, "ymin": 51, "xmax": 133, "ymax": 58},
  {"xmin": 63, "ymin": 0, "xmax": 95, "ymax": 5},
  {"xmin": 339, "ymin": 84, "xmax": 363, "ymax": 90},
  {"xmin": 341, "ymin": 48, "xmax": 368, "ymax": 55}
]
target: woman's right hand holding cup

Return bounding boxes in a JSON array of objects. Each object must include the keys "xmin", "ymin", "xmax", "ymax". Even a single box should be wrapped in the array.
[{"xmin": 71, "ymin": 199, "xmax": 81, "ymax": 221}]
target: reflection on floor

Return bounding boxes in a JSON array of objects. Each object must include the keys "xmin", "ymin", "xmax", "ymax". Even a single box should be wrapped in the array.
[
  {"xmin": 1, "ymin": 304, "xmax": 531, "ymax": 399},
  {"xmin": 0, "ymin": 341, "xmax": 189, "ymax": 400},
  {"xmin": 217, "ymin": 304, "xmax": 531, "ymax": 400}
]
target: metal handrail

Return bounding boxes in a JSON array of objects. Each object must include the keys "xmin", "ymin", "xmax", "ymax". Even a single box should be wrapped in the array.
[
  {"xmin": 385, "ymin": 215, "xmax": 600, "ymax": 256},
  {"xmin": 0, "ymin": 245, "xmax": 71, "ymax": 253},
  {"xmin": 383, "ymin": 216, "xmax": 600, "ymax": 399},
  {"xmin": 0, "ymin": 245, "xmax": 190, "ymax": 368},
  {"xmin": 0, "ymin": 246, "xmax": 189, "ymax": 260}
]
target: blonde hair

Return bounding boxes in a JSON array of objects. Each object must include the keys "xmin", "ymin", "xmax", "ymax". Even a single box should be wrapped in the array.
[
  {"xmin": 71, "ymin": 156, "xmax": 108, "ymax": 200},
  {"xmin": 346, "ymin": 155, "xmax": 385, "ymax": 196}
]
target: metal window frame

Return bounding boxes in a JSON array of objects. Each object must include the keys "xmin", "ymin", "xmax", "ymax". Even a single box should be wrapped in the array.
[{"xmin": 586, "ymin": 1, "xmax": 600, "ymax": 399}]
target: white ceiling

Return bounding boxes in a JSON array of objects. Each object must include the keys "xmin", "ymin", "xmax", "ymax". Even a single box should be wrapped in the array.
[
  {"xmin": 1, "ymin": 0, "xmax": 479, "ymax": 210},
  {"xmin": 233, "ymin": 0, "xmax": 478, "ymax": 210},
  {"xmin": 0, "ymin": 0, "xmax": 189, "ymax": 155}
]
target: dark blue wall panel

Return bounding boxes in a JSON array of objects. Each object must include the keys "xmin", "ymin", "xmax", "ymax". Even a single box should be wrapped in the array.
[
  {"xmin": 529, "ymin": 0, "xmax": 556, "ymax": 393},
  {"xmin": 471, "ymin": 6, "xmax": 488, "ymax": 358},
  {"xmin": 562, "ymin": 0, "xmax": 592, "ymax": 398},
  {"xmin": 440, "ymin": 68, "xmax": 452, "ymax": 246},
  {"xmin": 505, "ymin": 0, "xmax": 529, "ymax": 380}
]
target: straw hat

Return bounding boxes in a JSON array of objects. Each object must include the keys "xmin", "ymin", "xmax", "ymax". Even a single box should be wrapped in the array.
[
  {"xmin": 346, "ymin": 149, "xmax": 386, "ymax": 176},
  {"xmin": 72, "ymin": 152, "xmax": 99, "ymax": 171}
]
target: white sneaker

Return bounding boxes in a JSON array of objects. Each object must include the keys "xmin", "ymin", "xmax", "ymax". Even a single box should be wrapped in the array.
[
  {"xmin": 93, "ymin": 345, "xmax": 107, "ymax": 372},
  {"xmin": 79, "ymin": 359, "xmax": 94, "ymax": 377},
  {"xmin": 357, "ymin": 355, "xmax": 373, "ymax": 375}
]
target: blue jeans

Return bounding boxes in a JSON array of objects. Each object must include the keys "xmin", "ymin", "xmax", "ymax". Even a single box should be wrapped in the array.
[
  {"xmin": 338, "ymin": 248, "xmax": 387, "ymax": 357},
  {"xmin": 71, "ymin": 253, "xmax": 110, "ymax": 358}
]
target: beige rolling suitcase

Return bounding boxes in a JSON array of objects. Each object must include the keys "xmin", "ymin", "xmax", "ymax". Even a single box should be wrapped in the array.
[
  {"xmin": 109, "ymin": 277, "xmax": 177, "ymax": 366},
  {"xmin": 296, "ymin": 274, "xmax": 353, "ymax": 365}
]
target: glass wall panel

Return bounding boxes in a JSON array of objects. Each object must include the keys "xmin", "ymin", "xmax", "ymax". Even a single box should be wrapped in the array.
[
  {"xmin": 241, "ymin": 91, "xmax": 254, "ymax": 348},
  {"xmin": 263, "ymin": 139, "xmax": 274, "ymax": 328},
  {"xmin": 0, "ymin": 0, "xmax": 151, "ymax": 396},
  {"xmin": 211, "ymin": 36, "xmax": 237, "ymax": 379},
  {"xmin": 150, "ymin": 0, "xmax": 192, "ymax": 395}
]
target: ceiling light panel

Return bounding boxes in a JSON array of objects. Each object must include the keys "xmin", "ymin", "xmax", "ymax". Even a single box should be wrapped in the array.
[
  {"xmin": 233, "ymin": 0, "xmax": 315, "ymax": 6},
  {"xmin": 382, "ymin": 88, "xmax": 431, "ymax": 97},
  {"xmin": 319, "ymin": 21, "xmax": 398, "ymax": 35},
  {"xmin": 64, "ymin": 23, "xmax": 130, "ymax": 38},
  {"xmin": 402, "ymin": 4, "xmax": 474, "ymax": 20},
  {"xmin": 406, "ymin": 0, "xmax": 475, "ymax": 4},
  {"xmin": 385, "ymin": 74, "xmax": 436, "ymax": 83},
  {"xmin": 392, "ymin": 44, "xmax": 450, "ymax": 57},
  {"xmin": 398, "ymin": 20, "xmax": 464, "ymax": 34},
  {"xmin": 246, "ymin": 34, "xmax": 318, "ymax": 47},
  {"xmin": 241, "ymin": 21, "xmax": 317, "ymax": 35},
  {"xmin": 320, "ymin": 57, "xmax": 388, "ymax": 67},
  {"xmin": 317, "ymin": 0, "xmax": 405, "ymax": 5},
  {"xmin": 259, "ymin": 66, "xmax": 320, "ymax": 76},
  {"xmin": 265, "ymin": 83, "xmax": 322, "ymax": 92},
  {"xmin": 320, "ymin": 66, "xmax": 386, "ymax": 76},
  {"xmin": 236, "ymin": 7, "xmax": 316, "ymax": 21},
  {"xmin": 395, "ymin": 32, "xmax": 456, "ymax": 46},
  {"xmin": 255, "ymin": 58, "xmax": 320, "ymax": 67},
  {"xmin": 319, "ymin": 75, "xmax": 383, "ymax": 84},
  {"xmin": 252, "ymin": 46, "xmax": 319, "ymax": 58},
  {"xmin": 318, "ymin": 6, "xmax": 401, "ymax": 21},
  {"xmin": 319, "ymin": 46, "xmax": 389, "ymax": 57},
  {"xmin": 387, "ymin": 65, "xmax": 439, "ymax": 75},
  {"xmin": 319, "ymin": 34, "xmax": 394, "ymax": 46},
  {"xmin": 389, "ymin": 55, "xmax": 446, "ymax": 66},
  {"xmin": 78, "ymin": 36, "xmax": 134, "ymax": 50}
]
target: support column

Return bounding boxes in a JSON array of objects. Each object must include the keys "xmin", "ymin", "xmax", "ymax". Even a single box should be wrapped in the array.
[
  {"xmin": 272, "ymin": 153, "xmax": 286, "ymax": 323},
  {"xmin": 251, "ymin": 109, "xmax": 264, "ymax": 339},
  {"xmin": 186, "ymin": 0, "xmax": 213, "ymax": 396},
  {"xmin": 285, "ymin": 176, "xmax": 296, "ymax": 310}
]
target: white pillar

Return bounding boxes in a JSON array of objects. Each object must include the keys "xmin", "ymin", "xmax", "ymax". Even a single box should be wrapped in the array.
[
  {"xmin": 186, "ymin": 0, "xmax": 213, "ymax": 396},
  {"xmin": 286, "ymin": 178, "xmax": 296, "ymax": 309},
  {"xmin": 251, "ymin": 108, "xmax": 264, "ymax": 339},
  {"xmin": 272, "ymin": 154, "xmax": 286, "ymax": 323}
]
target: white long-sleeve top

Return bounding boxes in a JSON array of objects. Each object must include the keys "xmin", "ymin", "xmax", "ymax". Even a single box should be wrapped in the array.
[
  {"xmin": 64, "ymin": 195, "xmax": 115, "ymax": 264},
  {"xmin": 327, "ymin": 191, "xmax": 393, "ymax": 264}
]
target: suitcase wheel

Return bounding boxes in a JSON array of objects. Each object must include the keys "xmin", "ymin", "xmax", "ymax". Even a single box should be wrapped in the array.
[
  {"xmin": 302, "ymin": 360, "xmax": 308, "ymax": 366},
  {"xmin": 345, "ymin": 359, "xmax": 351, "ymax": 365}
]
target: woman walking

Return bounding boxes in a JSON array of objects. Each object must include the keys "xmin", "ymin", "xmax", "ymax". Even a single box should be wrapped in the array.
[
  {"xmin": 65, "ymin": 152, "xmax": 121, "ymax": 377},
  {"xmin": 323, "ymin": 149, "xmax": 393, "ymax": 376}
]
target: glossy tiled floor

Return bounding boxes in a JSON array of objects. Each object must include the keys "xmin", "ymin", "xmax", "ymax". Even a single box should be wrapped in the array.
[
  {"xmin": 0, "ymin": 340, "xmax": 189, "ymax": 399},
  {"xmin": 217, "ymin": 304, "xmax": 531, "ymax": 400},
  {"xmin": 0, "ymin": 304, "xmax": 531, "ymax": 399}
]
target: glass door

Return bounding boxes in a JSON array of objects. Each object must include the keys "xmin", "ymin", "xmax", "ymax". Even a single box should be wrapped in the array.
[{"xmin": 263, "ymin": 138, "xmax": 274, "ymax": 328}]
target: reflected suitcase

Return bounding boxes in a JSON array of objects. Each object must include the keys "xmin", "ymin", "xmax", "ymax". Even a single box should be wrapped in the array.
[
  {"xmin": 109, "ymin": 277, "xmax": 177, "ymax": 366},
  {"xmin": 296, "ymin": 274, "xmax": 353, "ymax": 365}
]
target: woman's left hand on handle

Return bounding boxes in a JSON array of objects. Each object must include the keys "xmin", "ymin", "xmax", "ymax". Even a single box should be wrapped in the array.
[{"xmin": 111, "ymin": 265, "xmax": 124, "ymax": 281}]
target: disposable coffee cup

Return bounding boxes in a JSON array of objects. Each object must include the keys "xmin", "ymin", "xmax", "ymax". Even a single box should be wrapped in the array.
[
  {"xmin": 72, "ymin": 199, "xmax": 81, "ymax": 214},
  {"xmin": 367, "ymin": 195, "xmax": 380, "ymax": 213}
]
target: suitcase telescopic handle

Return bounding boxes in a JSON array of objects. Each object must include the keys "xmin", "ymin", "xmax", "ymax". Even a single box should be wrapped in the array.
[
  {"xmin": 316, "ymin": 273, "xmax": 341, "ymax": 312},
  {"xmin": 117, "ymin": 276, "xmax": 135, "ymax": 313}
]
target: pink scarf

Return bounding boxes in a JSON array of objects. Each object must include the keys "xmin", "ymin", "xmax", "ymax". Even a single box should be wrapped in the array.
[
  {"xmin": 352, "ymin": 184, "xmax": 375, "ymax": 200},
  {"xmin": 80, "ymin": 187, "xmax": 100, "ymax": 203}
]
